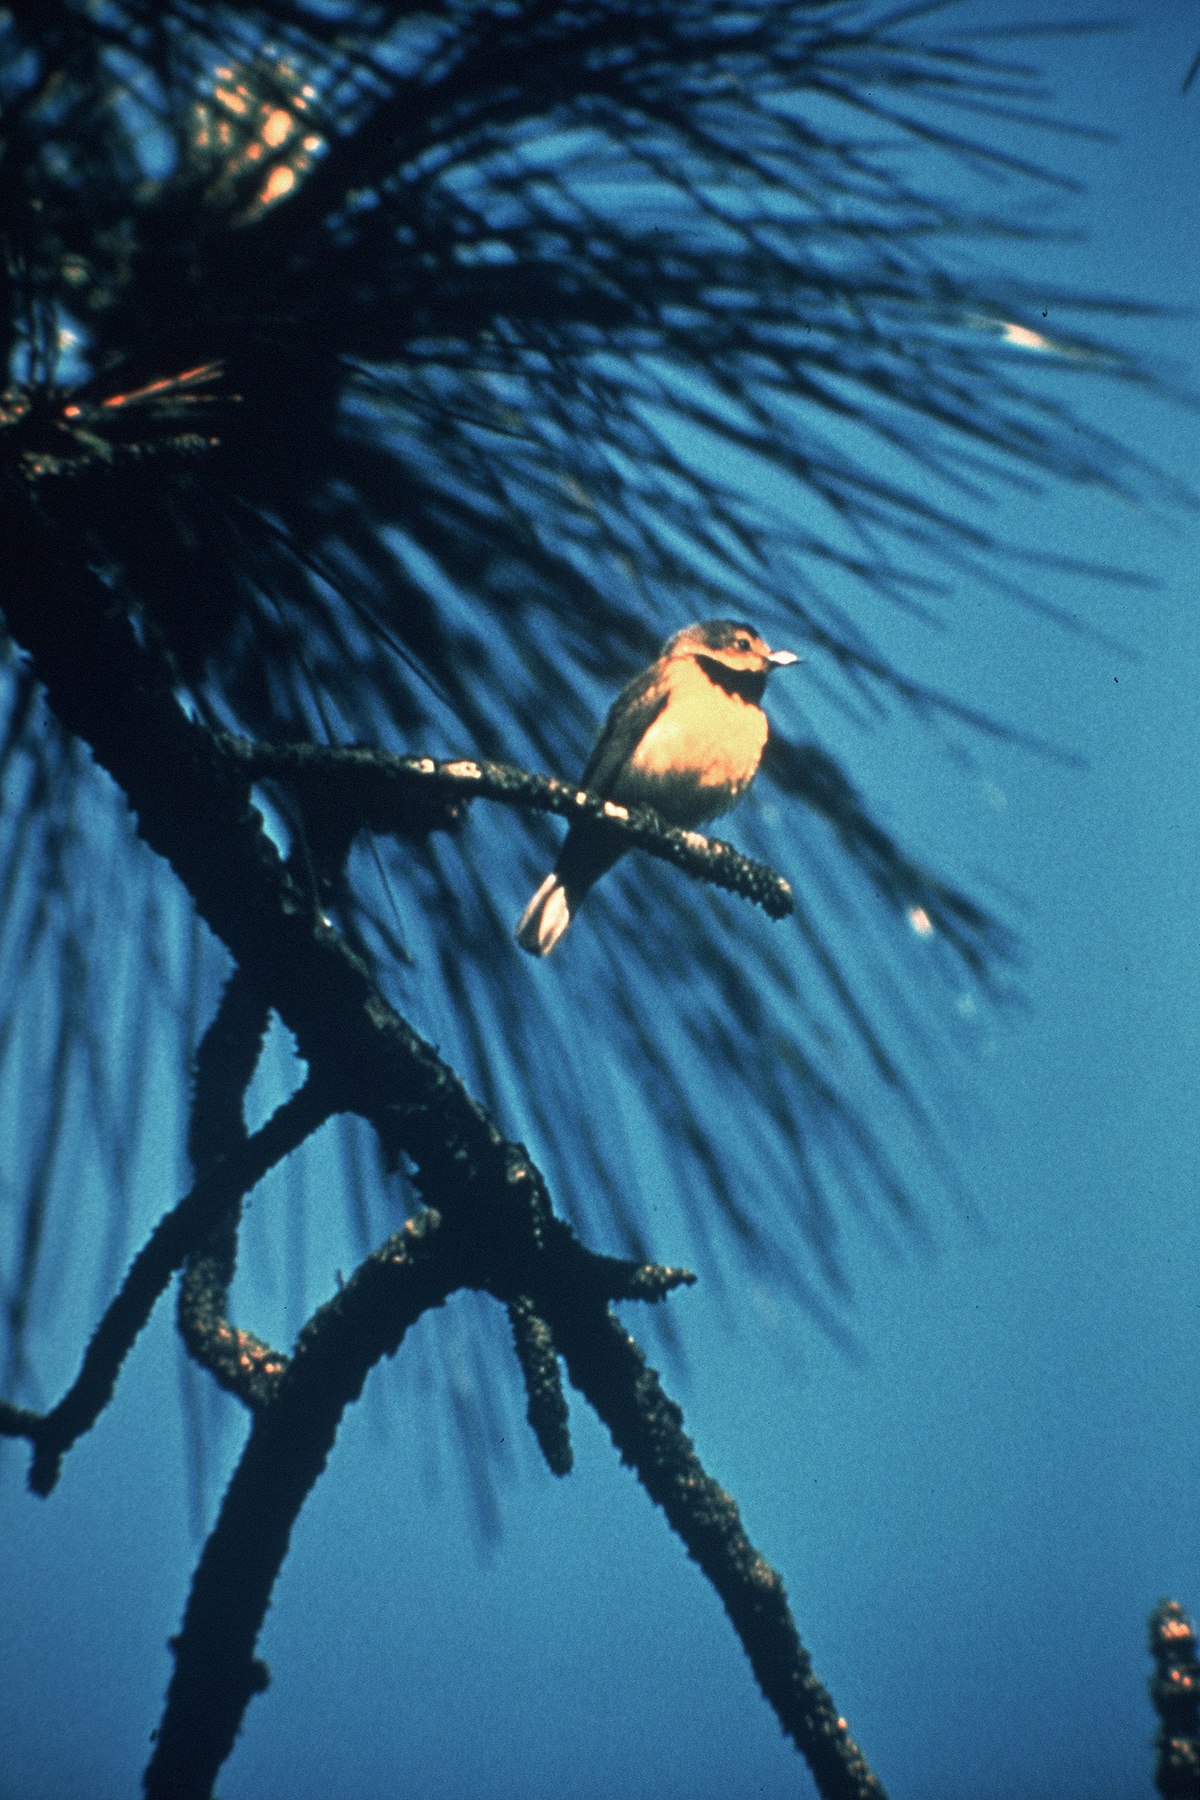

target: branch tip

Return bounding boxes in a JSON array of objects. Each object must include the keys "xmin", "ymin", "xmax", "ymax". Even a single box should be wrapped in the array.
[{"xmin": 508, "ymin": 1296, "xmax": 573, "ymax": 1477}]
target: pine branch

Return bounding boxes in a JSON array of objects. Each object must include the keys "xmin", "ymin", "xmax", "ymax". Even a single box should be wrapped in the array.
[
  {"xmin": 220, "ymin": 737, "xmax": 795, "ymax": 920},
  {"xmin": 0, "ymin": 1075, "xmax": 331, "ymax": 1494},
  {"xmin": 552, "ymin": 1297, "xmax": 886, "ymax": 1800},
  {"xmin": 144, "ymin": 1208, "xmax": 459, "ymax": 1800},
  {"xmin": 179, "ymin": 967, "xmax": 287, "ymax": 1406}
]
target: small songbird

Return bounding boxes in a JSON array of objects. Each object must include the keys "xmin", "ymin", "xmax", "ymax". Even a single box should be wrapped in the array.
[{"xmin": 515, "ymin": 618, "xmax": 798, "ymax": 955}]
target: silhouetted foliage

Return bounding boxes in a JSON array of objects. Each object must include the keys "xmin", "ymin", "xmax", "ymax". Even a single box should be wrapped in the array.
[{"xmin": 3, "ymin": 2, "xmax": 1174, "ymax": 1360}]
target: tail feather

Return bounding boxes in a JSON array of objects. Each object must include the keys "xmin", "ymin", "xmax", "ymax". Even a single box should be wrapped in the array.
[
  {"xmin": 514, "ymin": 830, "xmax": 625, "ymax": 956},
  {"xmin": 515, "ymin": 872, "xmax": 573, "ymax": 956}
]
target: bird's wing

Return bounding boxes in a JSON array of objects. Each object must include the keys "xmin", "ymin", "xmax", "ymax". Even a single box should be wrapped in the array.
[{"xmin": 580, "ymin": 666, "xmax": 670, "ymax": 797}]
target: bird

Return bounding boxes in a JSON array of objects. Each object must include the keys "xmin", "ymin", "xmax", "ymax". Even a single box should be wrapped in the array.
[{"xmin": 514, "ymin": 618, "xmax": 798, "ymax": 955}]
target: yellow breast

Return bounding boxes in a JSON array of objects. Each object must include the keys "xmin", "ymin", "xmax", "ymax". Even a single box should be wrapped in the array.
[{"xmin": 612, "ymin": 658, "xmax": 769, "ymax": 827}]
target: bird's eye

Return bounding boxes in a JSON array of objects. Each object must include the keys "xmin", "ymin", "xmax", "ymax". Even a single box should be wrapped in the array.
[{"xmin": 734, "ymin": 634, "xmax": 752, "ymax": 652}]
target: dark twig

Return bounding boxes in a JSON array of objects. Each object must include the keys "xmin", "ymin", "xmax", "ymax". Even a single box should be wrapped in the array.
[
  {"xmin": 218, "ymin": 738, "xmax": 795, "ymax": 921},
  {"xmin": 507, "ymin": 1295, "xmax": 572, "ymax": 1476},
  {"xmin": 179, "ymin": 967, "xmax": 289, "ymax": 1407},
  {"xmin": 0, "ymin": 1076, "xmax": 333, "ymax": 1493},
  {"xmin": 1148, "ymin": 1599, "xmax": 1200, "ymax": 1799},
  {"xmin": 187, "ymin": 967, "xmax": 272, "ymax": 1168},
  {"xmin": 552, "ymin": 1298, "xmax": 887, "ymax": 1800},
  {"xmin": 505, "ymin": 1222, "xmax": 702, "ymax": 1480}
]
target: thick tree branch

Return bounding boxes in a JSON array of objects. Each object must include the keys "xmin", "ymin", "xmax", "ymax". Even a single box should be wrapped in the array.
[
  {"xmin": 4, "ymin": 540, "xmax": 523, "ymax": 1216},
  {"xmin": 552, "ymin": 1299, "xmax": 886, "ymax": 1800}
]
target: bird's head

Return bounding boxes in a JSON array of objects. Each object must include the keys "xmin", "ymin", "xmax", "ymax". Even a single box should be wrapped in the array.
[{"xmin": 666, "ymin": 619, "xmax": 799, "ymax": 691}]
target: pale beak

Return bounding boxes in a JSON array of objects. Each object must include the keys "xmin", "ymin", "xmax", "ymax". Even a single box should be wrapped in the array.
[{"xmin": 766, "ymin": 648, "xmax": 800, "ymax": 667}]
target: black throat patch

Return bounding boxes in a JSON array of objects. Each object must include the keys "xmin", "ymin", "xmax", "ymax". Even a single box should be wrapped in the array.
[{"xmin": 696, "ymin": 654, "xmax": 768, "ymax": 703}]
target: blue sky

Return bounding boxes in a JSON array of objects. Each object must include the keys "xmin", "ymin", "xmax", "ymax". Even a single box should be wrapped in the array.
[{"xmin": 2, "ymin": 9, "xmax": 1198, "ymax": 1799}]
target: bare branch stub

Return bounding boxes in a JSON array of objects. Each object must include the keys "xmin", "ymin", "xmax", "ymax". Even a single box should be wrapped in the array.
[{"xmin": 508, "ymin": 1295, "xmax": 573, "ymax": 1477}]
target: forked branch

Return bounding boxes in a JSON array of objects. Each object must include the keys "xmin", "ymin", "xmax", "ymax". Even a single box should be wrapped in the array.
[{"xmin": 144, "ymin": 1196, "xmax": 881, "ymax": 1800}]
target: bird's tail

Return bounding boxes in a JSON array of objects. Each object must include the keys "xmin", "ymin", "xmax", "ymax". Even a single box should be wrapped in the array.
[
  {"xmin": 514, "ymin": 872, "xmax": 574, "ymax": 956},
  {"xmin": 515, "ymin": 831, "xmax": 625, "ymax": 956}
]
